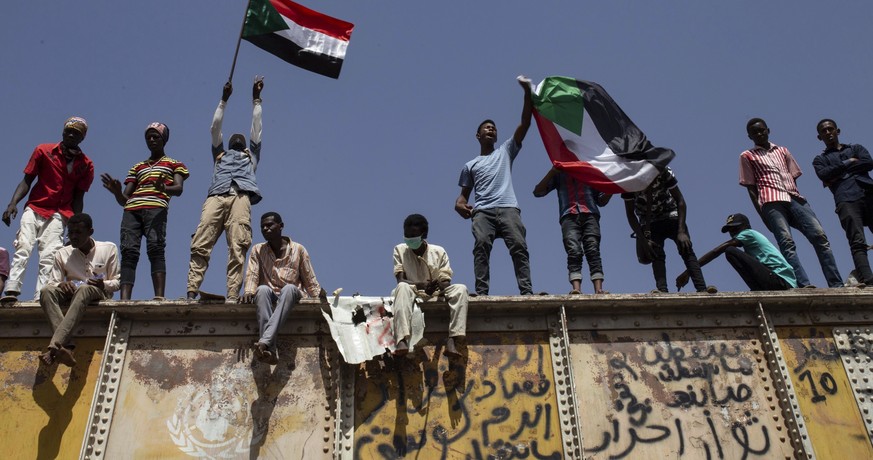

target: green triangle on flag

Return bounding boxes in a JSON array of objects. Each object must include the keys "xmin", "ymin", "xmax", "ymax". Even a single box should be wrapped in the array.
[
  {"xmin": 243, "ymin": 0, "xmax": 290, "ymax": 37},
  {"xmin": 532, "ymin": 76, "xmax": 585, "ymax": 136}
]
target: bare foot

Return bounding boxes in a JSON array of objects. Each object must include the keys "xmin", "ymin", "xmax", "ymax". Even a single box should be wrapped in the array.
[
  {"xmin": 55, "ymin": 346, "xmax": 77, "ymax": 367},
  {"xmin": 39, "ymin": 349, "xmax": 56, "ymax": 366},
  {"xmin": 445, "ymin": 337, "xmax": 462, "ymax": 357}
]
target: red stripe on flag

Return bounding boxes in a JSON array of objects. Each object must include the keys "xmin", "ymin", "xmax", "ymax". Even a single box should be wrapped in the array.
[
  {"xmin": 268, "ymin": 0, "xmax": 354, "ymax": 41},
  {"xmin": 533, "ymin": 110, "xmax": 628, "ymax": 194}
]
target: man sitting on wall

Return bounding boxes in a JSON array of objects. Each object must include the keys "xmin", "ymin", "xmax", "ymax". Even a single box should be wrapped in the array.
[{"xmin": 39, "ymin": 213, "xmax": 120, "ymax": 366}]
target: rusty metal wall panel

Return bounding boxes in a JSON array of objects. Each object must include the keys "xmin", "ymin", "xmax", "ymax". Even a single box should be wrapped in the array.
[
  {"xmin": 777, "ymin": 326, "xmax": 873, "ymax": 458},
  {"xmin": 353, "ymin": 332, "xmax": 564, "ymax": 459},
  {"xmin": 102, "ymin": 335, "xmax": 337, "ymax": 459},
  {"xmin": 834, "ymin": 328, "xmax": 873, "ymax": 442},
  {"xmin": 0, "ymin": 338, "xmax": 104, "ymax": 460},
  {"xmin": 569, "ymin": 328, "xmax": 794, "ymax": 459}
]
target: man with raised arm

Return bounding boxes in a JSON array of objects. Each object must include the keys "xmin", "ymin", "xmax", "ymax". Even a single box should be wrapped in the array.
[
  {"xmin": 392, "ymin": 214, "xmax": 469, "ymax": 356},
  {"xmin": 740, "ymin": 118, "xmax": 841, "ymax": 288},
  {"xmin": 242, "ymin": 212, "xmax": 325, "ymax": 364},
  {"xmin": 101, "ymin": 122, "xmax": 188, "ymax": 300},
  {"xmin": 187, "ymin": 78, "xmax": 263, "ymax": 302},
  {"xmin": 39, "ymin": 213, "xmax": 120, "ymax": 367},
  {"xmin": 455, "ymin": 76, "xmax": 534, "ymax": 296},
  {"xmin": 3, "ymin": 117, "xmax": 95, "ymax": 301},
  {"xmin": 812, "ymin": 119, "xmax": 873, "ymax": 286}
]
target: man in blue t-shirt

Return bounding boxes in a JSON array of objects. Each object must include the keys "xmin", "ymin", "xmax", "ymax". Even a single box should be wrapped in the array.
[
  {"xmin": 677, "ymin": 213, "xmax": 797, "ymax": 291},
  {"xmin": 455, "ymin": 76, "xmax": 533, "ymax": 296}
]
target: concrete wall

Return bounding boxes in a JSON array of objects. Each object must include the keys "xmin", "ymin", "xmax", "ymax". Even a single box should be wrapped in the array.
[{"xmin": 2, "ymin": 290, "xmax": 873, "ymax": 459}]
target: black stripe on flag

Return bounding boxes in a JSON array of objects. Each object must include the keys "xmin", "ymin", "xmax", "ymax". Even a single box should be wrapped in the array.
[
  {"xmin": 576, "ymin": 80, "xmax": 674, "ymax": 169},
  {"xmin": 244, "ymin": 34, "xmax": 345, "ymax": 79}
]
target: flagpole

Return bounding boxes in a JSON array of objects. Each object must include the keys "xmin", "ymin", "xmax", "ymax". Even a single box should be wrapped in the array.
[{"xmin": 228, "ymin": 0, "xmax": 253, "ymax": 83}]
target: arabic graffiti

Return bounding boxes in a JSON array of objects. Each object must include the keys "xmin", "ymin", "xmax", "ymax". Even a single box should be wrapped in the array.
[
  {"xmin": 353, "ymin": 332, "xmax": 563, "ymax": 459},
  {"xmin": 573, "ymin": 329, "xmax": 794, "ymax": 459}
]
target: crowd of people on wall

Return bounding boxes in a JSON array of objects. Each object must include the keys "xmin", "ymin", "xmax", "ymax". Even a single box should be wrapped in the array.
[{"xmin": 3, "ymin": 78, "xmax": 872, "ymax": 367}]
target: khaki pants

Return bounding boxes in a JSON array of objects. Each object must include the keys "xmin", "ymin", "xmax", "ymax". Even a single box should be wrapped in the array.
[
  {"xmin": 187, "ymin": 194, "xmax": 252, "ymax": 299},
  {"xmin": 40, "ymin": 284, "xmax": 106, "ymax": 349},
  {"xmin": 392, "ymin": 282, "xmax": 469, "ymax": 342}
]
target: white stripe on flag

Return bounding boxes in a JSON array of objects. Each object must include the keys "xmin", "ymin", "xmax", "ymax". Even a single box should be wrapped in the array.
[
  {"xmin": 559, "ymin": 110, "xmax": 661, "ymax": 186},
  {"xmin": 277, "ymin": 17, "xmax": 349, "ymax": 59}
]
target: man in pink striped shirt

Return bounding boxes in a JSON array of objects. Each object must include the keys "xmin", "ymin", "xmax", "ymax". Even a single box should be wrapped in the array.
[
  {"xmin": 739, "ymin": 118, "xmax": 842, "ymax": 288},
  {"xmin": 241, "ymin": 211, "xmax": 326, "ymax": 364}
]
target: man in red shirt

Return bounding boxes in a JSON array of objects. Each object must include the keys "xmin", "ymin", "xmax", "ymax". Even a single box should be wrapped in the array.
[{"xmin": 2, "ymin": 117, "xmax": 95, "ymax": 300}]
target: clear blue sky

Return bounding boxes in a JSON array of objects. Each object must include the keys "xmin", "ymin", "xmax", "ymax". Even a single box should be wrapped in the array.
[{"xmin": 2, "ymin": 1, "xmax": 873, "ymax": 298}]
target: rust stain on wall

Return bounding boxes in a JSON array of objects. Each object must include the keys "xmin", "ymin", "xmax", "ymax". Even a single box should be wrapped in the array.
[
  {"xmin": 0, "ymin": 338, "xmax": 103, "ymax": 460},
  {"xmin": 570, "ymin": 328, "xmax": 794, "ymax": 460},
  {"xmin": 104, "ymin": 335, "xmax": 335, "ymax": 459},
  {"xmin": 354, "ymin": 332, "xmax": 563, "ymax": 459}
]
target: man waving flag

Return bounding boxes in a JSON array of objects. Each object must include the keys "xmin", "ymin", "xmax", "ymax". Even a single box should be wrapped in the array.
[
  {"xmin": 531, "ymin": 77, "xmax": 674, "ymax": 193},
  {"xmin": 242, "ymin": 0, "xmax": 354, "ymax": 79}
]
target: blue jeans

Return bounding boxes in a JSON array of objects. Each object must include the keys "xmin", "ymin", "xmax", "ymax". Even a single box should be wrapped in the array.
[
  {"xmin": 471, "ymin": 207, "xmax": 532, "ymax": 295},
  {"xmin": 560, "ymin": 213, "xmax": 603, "ymax": 283},
  {"xmin": 760, "ymin": 197, "xmax": 842, "ymax": 287},
  {"xmin": 120, "ymin": 208, "xmax": 167, "ymax": 286},
  {"xmin": 254, "ymin": 284, "xmax": 302, "ymax": 353}
]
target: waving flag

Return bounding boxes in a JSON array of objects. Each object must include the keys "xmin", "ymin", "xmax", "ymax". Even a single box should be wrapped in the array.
[
  {"xmin": 532, "ymin": 77, "xmax": 674, "ymax": 193},
  {"xmin": 242, "ymin": 0, "xmax": 354, "ymax": 79}
]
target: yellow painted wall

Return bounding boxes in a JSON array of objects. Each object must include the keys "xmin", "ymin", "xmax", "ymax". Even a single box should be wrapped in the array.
[
  {"xmin": 778, "ymin": 326, "xmax": 873, "ymax": 459},
  {"xmin": 354, "ymin": 332, "xmax": 564, "ymax": 459},
  {"xmin": 0, "ymin": 338, "xmax": 103, "ymax": 460}
]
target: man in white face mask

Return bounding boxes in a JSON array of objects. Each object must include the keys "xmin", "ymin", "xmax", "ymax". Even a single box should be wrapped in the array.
[{"xmin": 391, "ymin": 214, "xmax": 469, "ymax": 357}]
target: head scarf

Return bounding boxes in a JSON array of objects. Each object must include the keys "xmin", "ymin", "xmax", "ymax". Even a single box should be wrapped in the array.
[
  {"xmin": 146, "ymin": 122, "xmax": 170, "ymax": 145},
  {"xmin": 64, "ymin": 117, "xmax": 88, "ymax": 138}
]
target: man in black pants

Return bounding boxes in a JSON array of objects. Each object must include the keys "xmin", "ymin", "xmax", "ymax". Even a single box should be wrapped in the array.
[
  {"xmin": 812, "ymin": 119, "xmax": 873, "ymax": 285},
  {"xmin": 677, "ymin": 213, "xmax": 798, "ymax": 291}
]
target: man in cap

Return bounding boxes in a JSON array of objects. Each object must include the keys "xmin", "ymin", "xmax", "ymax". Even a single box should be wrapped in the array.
[
  {"xmin": 101, "ymin": 122, "xmax": 188, "ymax": 300},
  {"xmin": 677, "ymin": 213, "xmax": 797, "ymax": 291},
  {"xmin": 812, "ymin": 119, "xmax": 873, "ymax": 286},
  {"xmin": 2, "ymin": 117, "xmax": 95, "ymax": 301},
  {"xmin": 187, "ymin": 78, "xmax": 263, "ymax": 302}
]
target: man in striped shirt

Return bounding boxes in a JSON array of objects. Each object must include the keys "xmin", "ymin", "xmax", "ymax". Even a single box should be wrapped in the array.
[
  {"xmin": 739, "ymin": 118, "xmax": 841, "ymax": 288},
  {"xmin": 242, "ymin": 212, "xmax": 325, "ymax": 364},
  {"xmin": 101, "ymin": 122, "xmax": 188, "ymax": 300}
]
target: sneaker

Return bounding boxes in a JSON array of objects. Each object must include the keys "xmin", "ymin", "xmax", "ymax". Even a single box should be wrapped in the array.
[
  {"xmin": 569, "ymin": 289, "xmax": 582, "ymax": 295},
  {"xmin": 704, "ymin": 286, "xmax": 718, "ymax": 294}
]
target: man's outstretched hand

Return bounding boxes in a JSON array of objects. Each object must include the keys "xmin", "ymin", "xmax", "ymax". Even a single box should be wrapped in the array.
[
  {"xmin": 222, "ymin": 82, "xmax": 233, "ymax": 102},
  {"xmin": 253, "ymin": 76, "xmax": 264, "ymax": 100}
]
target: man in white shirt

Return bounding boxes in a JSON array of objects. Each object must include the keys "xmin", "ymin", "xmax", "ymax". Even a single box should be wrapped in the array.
[
  {"xmin": 39, "ymin": 213, "xmax": 120, "ymax": 367},
  {"xmin": 392, "ymin": 214, "xmax": 469, "ymax": 357}
]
